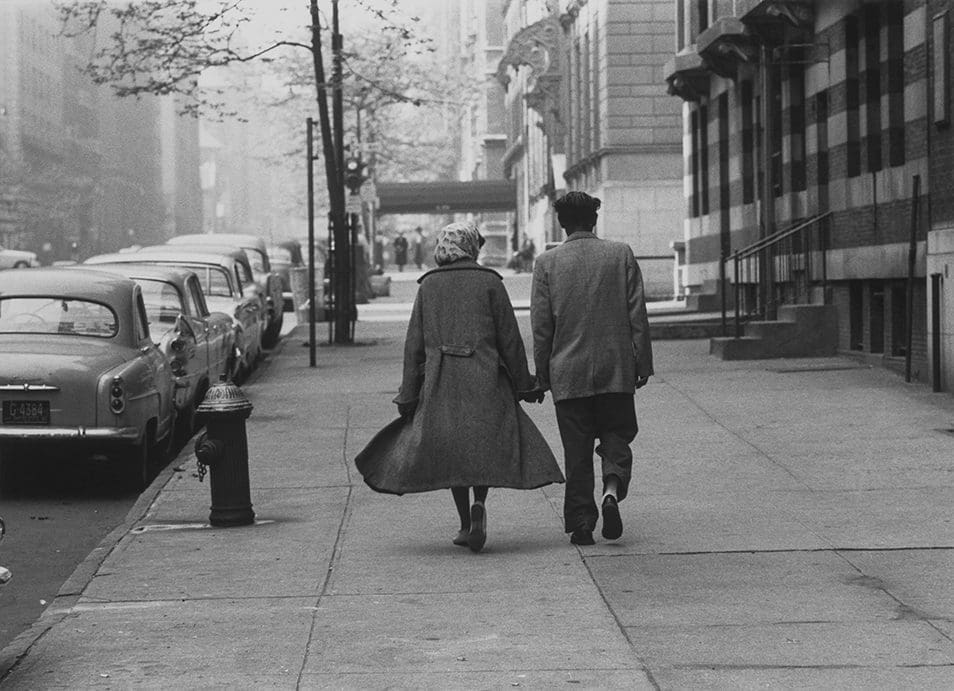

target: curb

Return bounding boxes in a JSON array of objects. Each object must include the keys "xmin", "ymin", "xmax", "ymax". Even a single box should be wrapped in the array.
[{"xmin": 0, "ymin": 338, "xmax": 285, "ymax": 682}]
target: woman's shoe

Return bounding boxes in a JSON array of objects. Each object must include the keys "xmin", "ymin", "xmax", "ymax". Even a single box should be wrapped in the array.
[
  {"xmin": 468, "ymin": 503, "xmax": 486, "ymax": 552},
  {"xmin": 453, "ymin": 529, "xmax": 469, "ymax": 546}
]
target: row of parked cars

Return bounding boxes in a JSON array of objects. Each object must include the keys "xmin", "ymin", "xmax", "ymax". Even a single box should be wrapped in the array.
[{"xmin": 0, "ymin": 233, "xmax": 289, "ymax": 490}]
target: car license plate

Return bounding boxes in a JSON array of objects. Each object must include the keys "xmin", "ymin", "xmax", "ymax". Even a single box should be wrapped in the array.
[{"xmin": 2, "ymin": 400, "xmax": 50, "ymax": 425}]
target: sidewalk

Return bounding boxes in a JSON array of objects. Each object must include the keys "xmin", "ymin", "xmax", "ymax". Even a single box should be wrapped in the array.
[{"xmin": 3, "ymin": 319, "xmax": 954, "ymax": 688}]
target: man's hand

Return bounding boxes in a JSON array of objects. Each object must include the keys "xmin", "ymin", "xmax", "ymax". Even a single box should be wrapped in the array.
[
  {"xmin": 519, "ymin": 388, "xmax": 546, "ymax": 404},
  {"xmin": 396, "ymin": 401, "xmax": 417, "ymax": 418},
  {"xmin": 635, "ymin": 376, "xmax": 650, "ymax": 390}
]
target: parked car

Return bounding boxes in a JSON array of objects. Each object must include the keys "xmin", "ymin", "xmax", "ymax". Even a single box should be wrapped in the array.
[
  {"xmin": 0, "ymin": 246, "xmax": 39, "ymax": 269},
  {"xmin": 167, "ymin": 234, "xmax": 284, "ymax": 346},
  {"xmin": 267, "ymin": 240, "xmax": 304, "ymax": 312},
  {"xmin": 85, "ymin": 250, "xmax": 265, "ymax": 379},
  {"xmin": 0, "ymin": 268, "xmax": 176, "ymax": 489},
  {"xmin": 0, "ymin": 517, "xmax": 10, "ymax": 585},
  {"xmin": 140, "ymin": 243, "xmax": 272, "ymax": 343},
  {"xmin": 81, "ymin": 264, "xmax": 236, "ymax": 441}
]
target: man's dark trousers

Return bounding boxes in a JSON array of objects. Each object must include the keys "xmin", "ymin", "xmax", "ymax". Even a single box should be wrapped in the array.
[{"xmin": 554, "ymin": 393, "xmax": 637, "ymax": 533}]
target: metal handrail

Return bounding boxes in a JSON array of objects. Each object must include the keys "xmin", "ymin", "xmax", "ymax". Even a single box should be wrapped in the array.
[
  {"xmin": 725, "ymin": 211, "xmax": 833, "ymax": 338},
  {"xmin": 729, "ymin": 212, "xmax": 831, "ymax": 261}
]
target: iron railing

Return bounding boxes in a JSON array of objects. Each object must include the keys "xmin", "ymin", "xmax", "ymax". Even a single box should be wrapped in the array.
[{"xmin": 725, "ymin": 211, "xmax": 832, "ymax": 338}]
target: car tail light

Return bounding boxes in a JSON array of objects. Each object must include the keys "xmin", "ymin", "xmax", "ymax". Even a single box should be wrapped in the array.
[
  {"xmin": 109, "ymin": 376, "xmax": 125, "ymax": 414},
  {"xmin": 170, "ymin": 337, "xmax": 187, "ymax": 353}
]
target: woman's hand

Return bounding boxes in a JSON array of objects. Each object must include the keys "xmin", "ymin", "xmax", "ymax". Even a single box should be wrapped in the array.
[{"xmin": 397, "ymin": 401, "xmax": 417, "ymax": 418}]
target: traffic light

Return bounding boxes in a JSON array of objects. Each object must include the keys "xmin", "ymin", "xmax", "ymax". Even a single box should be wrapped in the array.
[{"xmin": 344, "ymin": 156, "xmax": 368, "ymax": 195}]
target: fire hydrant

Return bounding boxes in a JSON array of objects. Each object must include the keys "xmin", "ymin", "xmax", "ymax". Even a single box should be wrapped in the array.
[{"xmin": 194, "ymin": 377, "xmax": 255, "ymax": 527}]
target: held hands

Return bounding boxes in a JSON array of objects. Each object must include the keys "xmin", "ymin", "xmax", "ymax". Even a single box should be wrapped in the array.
[
  {"xmin": 636, "ymin": 376, "xmax": 650, "ymax": 390},
  {"xmin": 519, "ymin": 387, "xmax": 546, "ymax": 404}
]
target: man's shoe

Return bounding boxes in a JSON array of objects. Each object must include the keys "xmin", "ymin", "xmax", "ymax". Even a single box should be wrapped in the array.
[
  {"xmin": 468, "ymin": 503, "xmax": 486, "ymax": 553},
  {"xmin": 570, "ymin": 527, "xmax": 595, "ymax": 545},
  {"xmin": 601, "ymin": 495, "xmax": 622, "ymax": 540}
]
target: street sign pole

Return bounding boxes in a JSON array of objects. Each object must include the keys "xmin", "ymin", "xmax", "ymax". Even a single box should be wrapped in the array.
[{"xmin": 305, "ymin": 117, "xmax": 317, "ymax": 368}]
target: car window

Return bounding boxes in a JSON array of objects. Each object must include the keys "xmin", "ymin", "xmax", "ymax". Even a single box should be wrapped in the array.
[
  {"xmin": 237, "ymin": 262, "xmax": 254, "ymax": 285},
  {"xmin": 137, "ymin": 279, "xmax": 184, "ymax": 326},
  {"xmin": 269, "ymin": 247, "xmax": 292, "ymax": 264},
  {"xmin": 134, "ymin": 292, "xmax": 151, "ymax": 343},
  {"xmin": 245, "ymin": 249, "xmax": 267, "ymax": 273},
  {"xmin": 184, "ymin": 265, "xmax": 233, "ymax": 297},
  {"xmin": 187, "ymin": 276, "xmax": 209, "ymax": 316},
  {"xmin": 0, "ymin": 297, "xmax": 119, "ymax": 337}
]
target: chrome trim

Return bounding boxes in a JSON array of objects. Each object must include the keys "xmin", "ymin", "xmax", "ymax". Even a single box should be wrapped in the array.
[
  {"xmin": 0, "ymin": 383, "xmax": 60, "ymax": 392},
  {"xmin": 0, "ymin": 426, "xmax": 140, "ymax": 441}
]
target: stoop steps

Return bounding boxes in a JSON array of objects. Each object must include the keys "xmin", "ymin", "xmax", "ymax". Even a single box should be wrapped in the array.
[{"xmin": 709, "ymin": 303, "xmax": 838, "ymax": 360}]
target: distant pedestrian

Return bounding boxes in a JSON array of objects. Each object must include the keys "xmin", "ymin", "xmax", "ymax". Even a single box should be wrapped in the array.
[
  {"xmin": 530, "ymin": 191, "xmax": 653, "ymax": 546},
  {"xmin": 412, "ymin": 226, "xmax": 425, "ymax": 270},
  {"xmin": 393, "ymin": 232, "xmax": 408, "ymax": 272},
  {"xmin": 355, "ymin": 221, "xmax": 564, "ymax": 553}
]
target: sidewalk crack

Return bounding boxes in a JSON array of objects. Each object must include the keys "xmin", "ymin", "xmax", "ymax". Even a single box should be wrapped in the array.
[{"xmin": 295, "ymin": 403, "xmax": 355, "ymax": 686}]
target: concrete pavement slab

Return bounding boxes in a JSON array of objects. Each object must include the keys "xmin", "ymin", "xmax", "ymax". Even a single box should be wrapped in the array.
[
  {"xmin": 624, "ymin": 621, "xmax": 954, "ymax": 668},
  {"xmin": 300, "ymin": 669, "xmax": 653, "ymax": 689},
  {"xmin": 81, "ymin": 487, "xmax": 346, "ymax": 601},
  {"xmin": 328, "ymin": 488, "xmax": 580, "ymax": 596},
  {"xmin": 836, "ymin": 550, "xmax": 954, "ymax": 620},
  {"xmin": 653, "ymin": 666, "xmax": 954, "ymax": 690},
  {"xmin": 588, "ymin": 490, "xmax": 830, "ymax": 554},
  {"xmin": 302, "ymin": 589, "xmax": 644, "ymax": 675},
  {"xmin": 1, "ymin": 597, "xmax": 316, "ymax": 688},
  {"xmin": 587, "ymin": 551, "xmax": 902, "ymax": 626}
]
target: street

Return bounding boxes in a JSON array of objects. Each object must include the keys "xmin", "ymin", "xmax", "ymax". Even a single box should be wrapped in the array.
[{"xmin": 3, "ymin": 269, "xmax": 954, "ymax": 687}]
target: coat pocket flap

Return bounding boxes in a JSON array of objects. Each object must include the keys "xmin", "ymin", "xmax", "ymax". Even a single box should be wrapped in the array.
[{"xmin": 439, "ymin": 344, "xmax": 475, "ymax": 357}]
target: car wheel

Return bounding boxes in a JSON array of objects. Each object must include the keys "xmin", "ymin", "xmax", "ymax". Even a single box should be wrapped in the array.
[
  {"xmin": 263, "ymin": 311, "xmax": 284, "ymax": 348},
  {"xmin": 12, "ymin": 261, "xmax": 28, "ymax": 269},
  {"xmin": 175, "ymin": 403, "xmax": 196, "ymax": 447}
]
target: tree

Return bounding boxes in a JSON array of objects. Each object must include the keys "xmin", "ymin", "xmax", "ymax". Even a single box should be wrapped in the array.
[{"xmin": 56, "ymin": 0, "xmax": 449, "ymax": 343}]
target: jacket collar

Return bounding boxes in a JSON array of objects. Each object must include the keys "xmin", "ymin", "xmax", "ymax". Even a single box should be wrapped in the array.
[
  {"xmin": 564, "ymin": 231, "xmax": 598, "ymax": 243},
  {"xmin": 418, "ymin": 259, "xmax": 502, "ymax": 284}
]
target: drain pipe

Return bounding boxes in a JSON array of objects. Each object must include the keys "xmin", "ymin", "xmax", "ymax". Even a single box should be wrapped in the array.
[{"xmin": 905, "ymin": 175, "xmax": 921, "ymax": 383}]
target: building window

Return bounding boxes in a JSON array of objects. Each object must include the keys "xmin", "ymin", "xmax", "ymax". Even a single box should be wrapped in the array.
[
  {"xmin": 690, "ymin": 109, "xmax": 700, "ymax": 218},
  {"xmin": 699, "ymin": 103, "xmax": 709, "ymax": 215},
  {"xmin": 864, "ymin": 4, "xmax": 882, "ymax": 173},
  {"xmin": 677, "ymin": 0, "xmax": 686, "ymax": 50},
  {"xmin": 886, "ymin": 2, "xmax": 905, "ymax": 165},
  {"xmin": 771, "ymin": 62, "xmax": 783, "ymax": 197},
  {"xmin": 583, "ymin": 31, "xmax": 592, "ymax": 157},
  {"xmin": 933, "ymin": 10, "xmax": 950, "ymax": 128},
  {"xmin": 741, "ymin": 80, "xmax": 755, "ymax": 204},
  {"xmin": 846, "ymin": 13, "xmax": 862, "ymax": 177},
  {"xmin": 697, "ymin": 0, "xmax": 709, "ymax": 34},
  {"xmin": 789, "ymin": 61, "xmax": 807, "ymax": 192},
  {"xmin": 816, "ymin": 89, "xmax": 829, "ymax": 187}
]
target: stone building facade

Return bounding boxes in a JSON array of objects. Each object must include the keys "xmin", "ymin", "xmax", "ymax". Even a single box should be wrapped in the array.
[
  {"xmin": 499, "ymin": 0, "xmax": 683, "ymax": 297},
  {"xmin": 666, "ymin": 0, "xmax": 950, "ymax": 383},
  {"xmin": 0, "ymin": 2, "xmax": 200, "ymax": 262}
]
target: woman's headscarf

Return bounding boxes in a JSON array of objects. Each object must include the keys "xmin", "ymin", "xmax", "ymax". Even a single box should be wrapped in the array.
[{"xmin": 433, "ymin": 222, "xmax": 484, "ymax": 267}]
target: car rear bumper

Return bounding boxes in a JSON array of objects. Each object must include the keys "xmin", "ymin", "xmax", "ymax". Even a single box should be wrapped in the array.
[{"xmin": 0, "ymin": 426, "xmax": 141, "ymax": 442}]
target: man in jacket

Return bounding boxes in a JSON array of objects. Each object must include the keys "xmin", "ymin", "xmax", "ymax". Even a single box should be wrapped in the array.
[{"xmin": 530, "ymin": 191, "xmax": 653, "ymax": 545}]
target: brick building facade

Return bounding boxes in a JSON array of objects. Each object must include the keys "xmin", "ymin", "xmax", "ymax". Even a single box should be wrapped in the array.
[{"xmin": 666, "ymin": 0, "xmax": 950, "ymax": 383}]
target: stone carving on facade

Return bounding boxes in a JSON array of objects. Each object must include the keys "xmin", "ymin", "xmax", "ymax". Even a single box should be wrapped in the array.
[{"xmin": 496, "ymin": 16, "xmax": 564, "ymax": 141}]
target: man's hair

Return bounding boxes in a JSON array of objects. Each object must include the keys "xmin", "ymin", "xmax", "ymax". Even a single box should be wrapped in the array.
[{"xmin": 553, "ymin": 191, "xmax": 601, "ymax": 230}]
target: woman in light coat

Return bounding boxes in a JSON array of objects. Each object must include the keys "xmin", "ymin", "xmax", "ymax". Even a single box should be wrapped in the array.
[{"xmin": 355, "ymin": 222, "xmax": 563, "ymax": 552}]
